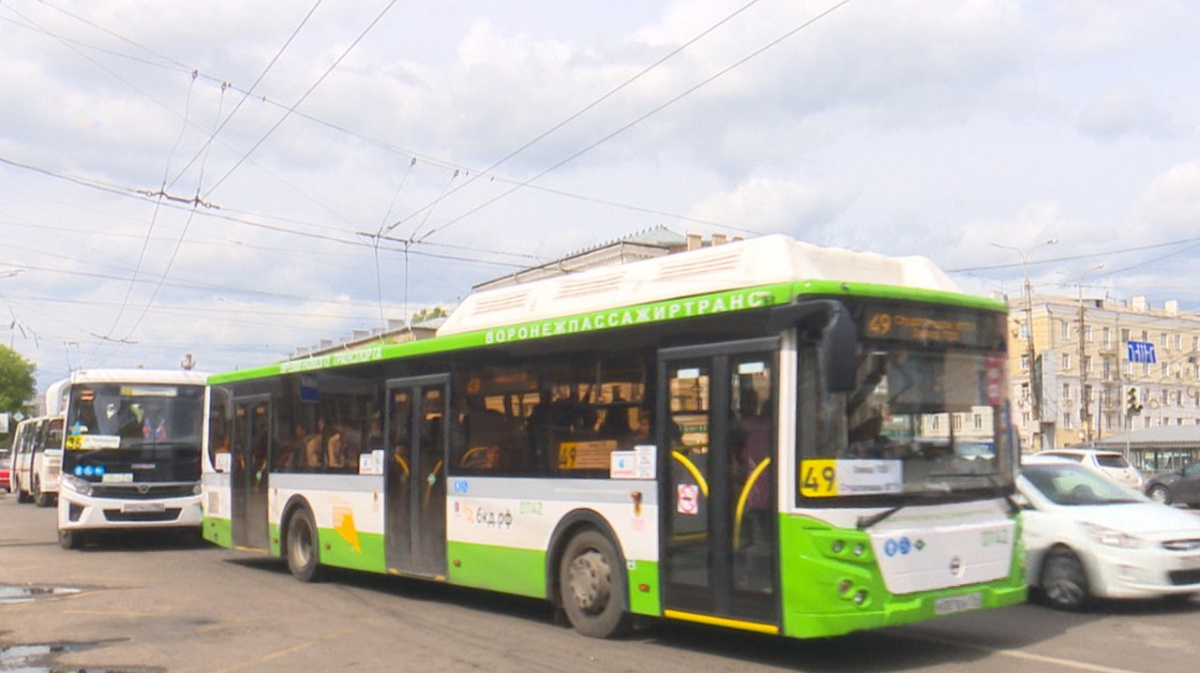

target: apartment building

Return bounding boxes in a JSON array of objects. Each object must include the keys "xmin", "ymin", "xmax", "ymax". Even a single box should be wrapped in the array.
[{"xmin": 1006, "ymin": 293, "xmax": 1200, "ymax": 452}]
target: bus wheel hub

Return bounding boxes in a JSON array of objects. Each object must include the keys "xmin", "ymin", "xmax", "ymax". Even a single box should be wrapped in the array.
[{"xmin": 568, "ymin": 551, "xmax": 611, "ymax": 612}]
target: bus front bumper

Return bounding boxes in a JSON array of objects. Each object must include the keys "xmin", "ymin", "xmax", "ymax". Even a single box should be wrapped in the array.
[{"xmin": 58, "ymin": 487, "xmax": 204, "ymax": 531}]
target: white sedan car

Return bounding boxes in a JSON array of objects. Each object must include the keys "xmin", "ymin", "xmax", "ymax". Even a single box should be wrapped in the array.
[{"xmin": 1018, "ymin": 460, "xmax": 1200, "ymax": 610}]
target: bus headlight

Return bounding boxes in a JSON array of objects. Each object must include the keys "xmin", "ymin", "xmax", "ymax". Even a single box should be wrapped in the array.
[
  {"xmin": 60, "ymin": 474, "xmax": 93, "ymax": 497},
  {"xmin": 192, "ymin": 482, "xmax": 202, "ymax": 496}
]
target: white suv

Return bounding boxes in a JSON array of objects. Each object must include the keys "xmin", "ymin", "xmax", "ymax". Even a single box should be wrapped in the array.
[{"xmin": 1028, "ymin": 449, "xmax": 1144, "ymax": 491}]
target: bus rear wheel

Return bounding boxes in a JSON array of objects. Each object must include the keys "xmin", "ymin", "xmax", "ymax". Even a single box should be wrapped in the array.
[
  {"xmin": 16, "ymin": 480, "xmax": 32, "ymax": 504},
  {"xmin": 558, "ymin": 529, "xmax": 630, "ymax": 639},
  {"xmin": 33, "ymin": 477, "xmax": 53, "ymax": 508},
  {"xmin": 286, "ymin": 507, "xmax": 325, "ymax": 582}
]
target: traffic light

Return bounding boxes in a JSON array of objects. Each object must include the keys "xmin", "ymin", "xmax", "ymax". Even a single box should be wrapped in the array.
[{"xmin": 1125, "ymin": 386, "xmax": 1143, "ymax": 415}]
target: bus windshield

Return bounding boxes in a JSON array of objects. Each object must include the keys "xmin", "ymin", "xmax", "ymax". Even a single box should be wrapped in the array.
[
  {"xmin": 801, "ymin": 345, "xmax": 1013, "ymax": 501},
  {"xmin": 63, "ymin": 383, "xmax": 206, "ymax": 483}
]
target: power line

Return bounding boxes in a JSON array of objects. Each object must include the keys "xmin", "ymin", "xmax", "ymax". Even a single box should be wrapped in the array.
[
  {"xmin": 167, "ymin": 0, "xmax": 327, "ymax": 192},
  {"xmin": 201, "ymin": 0, "xmax": 400, "ymax": 199},
  {"xmin": 947, "ymin": 234, "xmax": 1200, "ymax": 274},
  {"xmin": 16, "ymin": 3, "xmax": 749, "ymax": 242},
  {"xmin": 380, "ymin": 0, "xmax": 768, "ymax": 239},
  {"xmin": 417, "ymin": 0, "xmax": 856, "ymax": 242},
  {"xmin": 0, "ymin": 153, "xmax": 534, "ymax": 268}
]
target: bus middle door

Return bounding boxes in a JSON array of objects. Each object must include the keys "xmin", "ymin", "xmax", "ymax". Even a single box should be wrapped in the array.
[
  {"xmin": 230, "ymin": 397, "xmax": 271, "ymax": 550},
  {"xmin": 658, "ymin": 338, "xmax": 780, "ymax": 630},
  {"xmin": 385, "ymin": 375, "xmax": 449, "ymax": 578}
]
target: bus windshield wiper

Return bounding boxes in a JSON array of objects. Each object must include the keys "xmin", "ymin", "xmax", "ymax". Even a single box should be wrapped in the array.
[
  {"xmin": 856, "ymin": 487, "xmax": 960, "ymax": 530},
  {"xmin": 857, "ymin": 505, "xmax": 904, "ymax": 530},
  {"xmin": 925, "ymin": 471, "xmax": 1020, "ymax": 514}
]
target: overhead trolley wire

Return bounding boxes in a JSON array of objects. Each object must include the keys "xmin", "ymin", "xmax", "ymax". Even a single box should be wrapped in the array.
[
  {"xmin": 200, "ymin": 0, "xmax": 400, "ymax": 200},
  {"xmin": 378, "ymin": 0, "xmax": 768, "ymax": 240},
  {"xmin": 22, "ymin": 1, "xmax": 743, "ymax": 245},
  {"xmin": 415, "ymin": 0, "xmax": 856, "ymax": 243}
]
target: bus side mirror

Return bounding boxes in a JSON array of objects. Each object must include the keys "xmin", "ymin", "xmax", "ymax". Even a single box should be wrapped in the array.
[{"xmin": 820, "ymin": 303, "xmax": 858, "ymax": 394}]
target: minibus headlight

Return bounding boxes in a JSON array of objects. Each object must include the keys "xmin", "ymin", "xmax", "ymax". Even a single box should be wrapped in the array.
[{"xmin": 61, "ymin": 474, "xmax": 93, "ymax": 497}]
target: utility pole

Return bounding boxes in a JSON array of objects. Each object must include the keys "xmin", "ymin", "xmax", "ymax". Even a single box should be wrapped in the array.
[
  {"xmin": 1076, "ymin": 263, "xmax": 1104, "ymax": 445},
  {"xmin": 995, "ymin": 239, "xmax": 1057, "ymax": 452},
  {"xmin": 1079, "ymin": 290, "xmax": 1089, "ymax": 443}
]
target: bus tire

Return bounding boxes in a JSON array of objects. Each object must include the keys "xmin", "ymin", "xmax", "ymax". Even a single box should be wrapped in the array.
[
  {"xmin": 33, "ymin": 477, "xmax": 53, "ymax": 508},
  {"xmin": 59, "ymin": 529, "xmax": 86, "ymax": 550},
  {"xmin": 286, "ymin": 507, "xmax": 325, "ymax": 583},
  {"xmin": 558, "ymin": 529, "xmax": 630, "ymax": 639}
]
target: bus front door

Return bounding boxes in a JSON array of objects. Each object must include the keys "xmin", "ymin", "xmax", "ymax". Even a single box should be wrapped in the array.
[
  {"xmin": 658, "ymin": 339, "xmax": 779, "ymax": 629},
  {"xmin": 385, "ymin": 375, "xmax": 449, "ymax": 578},
  {"xmin": 231, "ymin": 397, "xmax": 271, "ymax": 550}
]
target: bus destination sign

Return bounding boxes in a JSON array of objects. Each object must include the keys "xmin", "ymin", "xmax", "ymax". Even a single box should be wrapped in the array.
[{"xmin": 863, "ymin": 306, "xmax": 993, "ymax": 347}]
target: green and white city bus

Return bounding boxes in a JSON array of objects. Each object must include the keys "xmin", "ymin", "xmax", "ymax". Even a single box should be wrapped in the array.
[{"xmin": 201, "ymin": 234, "xmax": 1025, "ymax": 639}]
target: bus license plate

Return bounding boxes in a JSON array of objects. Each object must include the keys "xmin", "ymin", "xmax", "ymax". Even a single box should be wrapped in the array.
[
  {"xmin": 122, "ymin": 502, "xmax": 166, "ymax": 514},
  {"xmin": 934, "ymin": 592, "xmax": 982, "ymax": 615}
]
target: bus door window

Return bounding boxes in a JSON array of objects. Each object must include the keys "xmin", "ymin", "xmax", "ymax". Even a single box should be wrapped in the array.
[
  {"xmin": 250, "ymin": 403, "xmax": 270, "ymax": 491},
  {"xmin": 386, "ymin": 388, "xmax": 414, "ymax": 567},
  {"xmin": 728, "ymin": 358, "xmax": 775, "ymax": 595}
]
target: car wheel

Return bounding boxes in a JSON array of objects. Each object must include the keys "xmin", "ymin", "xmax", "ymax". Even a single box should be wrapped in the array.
[
  {"xmin": 558, "ymin": 529, "xmax": 631, "ymax": 639},
  {"xmin": 286, "ymin": 507, "xmax": 325, "ymax": 582},
  {"xmin": 59, "ymin": 529, "xmax": 87, "ymax": 550},
  {"xmin": 1040, "ymin": 548, "xmax": 1090, "ymax": 611},
  {"xmin": 1148, "ymin": 485, "xmax": 1172, "ymax": 505}
]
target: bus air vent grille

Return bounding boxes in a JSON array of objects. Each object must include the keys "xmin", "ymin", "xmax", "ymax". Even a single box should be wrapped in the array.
[
  {"xmin": 474, "ymin": 290, "xmax": 531, "ymax": 314},
  {"xmin": 657, "ymin": 248, "xmax": 741, "ymax": 281},
  {"xmin": 555, "ymin": 272, "xmax": 622, "ymax": 299}
]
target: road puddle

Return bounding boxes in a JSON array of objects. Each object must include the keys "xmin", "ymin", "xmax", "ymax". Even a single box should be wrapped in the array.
[
  {"xmin": 0, "ymin": 584, "xmax": 85, "ymax": 605},
  {"xmin": 0, "ymin": 640, "xmax": 162, "ymax": 672}
]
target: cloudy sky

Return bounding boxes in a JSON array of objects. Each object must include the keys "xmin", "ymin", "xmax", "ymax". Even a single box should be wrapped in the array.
[{"xmin": 2, "ymin": 0, "xmax": 1199, "ymax": 391}]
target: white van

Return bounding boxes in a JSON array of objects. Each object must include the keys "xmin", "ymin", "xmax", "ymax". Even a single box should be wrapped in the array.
[{"xmin": 11, "ymin": 415, "xmax": 65, "ymax": 507}]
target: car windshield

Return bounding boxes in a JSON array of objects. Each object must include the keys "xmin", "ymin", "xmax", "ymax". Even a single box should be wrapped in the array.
[{"xmin": 1021, "ymin": 464, "xmax": 1142, "ymax": 506}]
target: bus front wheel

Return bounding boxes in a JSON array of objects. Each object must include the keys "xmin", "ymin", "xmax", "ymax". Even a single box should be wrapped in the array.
[
  {"xmin": 558, "ymin": 529, "xmax": 631, "ymax": 639},
  {"xmin": 286, "ymin": 507, "xmax": 325, "ymax": 582}
]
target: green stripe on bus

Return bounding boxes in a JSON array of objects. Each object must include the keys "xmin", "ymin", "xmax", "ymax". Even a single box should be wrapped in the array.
[
  {"xmin": 444, "ymin": 541, "xmax": 661, "ymax": 616},
  {"xmin": 203, "ymin": 516, "xmax": 232, "ymax": 548},
  {"xmin": 625, "ymin": 559, "xmax": 661, "ymax": 617},
  {"xmin": 446, "ymin": 541, "xmax": 546, "ymax": 597},
  {"xmin": 315, "ymin": 528, "xmax": 387, "ymax": 574},
  {"xmin": 793, "ymin": 280, "xmax": 1006, "ymax": 311}
]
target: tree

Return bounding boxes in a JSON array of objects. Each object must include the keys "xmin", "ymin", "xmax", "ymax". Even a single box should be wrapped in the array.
[
  {"xmin": 0, "ymin": 344, "xmax": 36, "ymax": 417},
  {"xmin": 411, "ymin": 306, "xmax": 448, "ymax": 324}
]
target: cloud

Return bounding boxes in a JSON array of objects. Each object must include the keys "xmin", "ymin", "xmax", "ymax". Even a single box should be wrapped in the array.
[
  {"xmin": 1139, "ymin": 160, "xmax": 1200, "ymax": 230},
  {"xmin": 691, "ymin": 176, "xmax": 857, "ymax": 239},
  {"xmin": 1077, "ymin": 88, "xmax": 1190, "ymax": 142}
]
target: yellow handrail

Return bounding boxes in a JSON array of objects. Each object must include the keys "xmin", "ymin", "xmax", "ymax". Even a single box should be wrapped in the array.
[
  {"xmin": 670, "ymin": 450, "xmax": 709, "ymax": 497},
  {"xmin": 733, "ymin": 458, "xmax": 772, "ymax": 550}
]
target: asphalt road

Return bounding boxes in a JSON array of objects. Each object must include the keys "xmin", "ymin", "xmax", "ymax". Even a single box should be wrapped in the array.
[{"xmin": 2, "ymin": 493, "xmax": 1198, "ymax": 673}]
